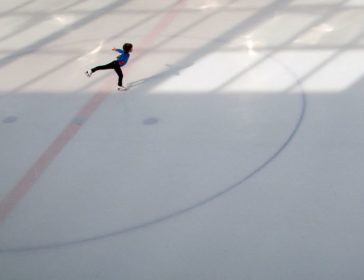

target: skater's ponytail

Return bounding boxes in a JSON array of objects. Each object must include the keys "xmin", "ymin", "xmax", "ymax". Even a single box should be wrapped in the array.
[{"xmin": 123, "ymin": 43, "xmax": 133, "ymax": 53}]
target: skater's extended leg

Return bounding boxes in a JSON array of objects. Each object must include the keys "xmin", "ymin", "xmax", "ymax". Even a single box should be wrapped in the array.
[{"xmin": 91, "ymin": 61, "xmax": 115, "ymax": 73}]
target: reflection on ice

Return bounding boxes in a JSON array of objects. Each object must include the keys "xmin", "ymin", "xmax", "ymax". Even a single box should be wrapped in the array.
[
  {"xmin": 77, "ymin": 41, "xmax": 105, "ymax": 61},
  {"xmin": 52, "ymin": 15, "xmax": 74, "ymax": 25},
  {"xmin": 294, "ymin": 23, "xmax": 334, "ymax": 45}
]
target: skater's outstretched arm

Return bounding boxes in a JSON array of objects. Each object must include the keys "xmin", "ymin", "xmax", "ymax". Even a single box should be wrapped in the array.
[{"xmin": 112, "ymin": 48, "xmax": 123, "ymax": 53}]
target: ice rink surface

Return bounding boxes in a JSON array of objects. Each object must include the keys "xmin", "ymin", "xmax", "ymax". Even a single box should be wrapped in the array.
[{"xmin": 1, "ymin": 0, "xmax": 364, "ymax": 279}]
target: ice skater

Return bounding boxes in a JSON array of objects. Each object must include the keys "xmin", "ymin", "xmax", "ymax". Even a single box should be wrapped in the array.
[{"xmin": 85, "ymin": 43, "xmax": 133, "ymax": 91}]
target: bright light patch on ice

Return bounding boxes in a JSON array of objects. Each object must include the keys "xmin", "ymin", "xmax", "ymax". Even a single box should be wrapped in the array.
[
  {"xmin": 78, "ymin": 41, "xmax": 105, "ymax": 61},
  {"xmin": 199, "ymin": 0, "xmax": 219, "ymax": 11},
  {"xmin": 152, "ymin": 51, "xmax": 264, "ymax": 94},
  {"xmin": 152, "ymin": 49, "xmax": 364, "ymax": 95},
  {"xmin": 53, "ymin": 15, "xmax": 75, "ymax": 25},
  {"xmin": 303, "ymin": 51, "xmax": 364, "ymax": 92},
  {"xmin": 224, "ymin": 56, "xmax": 296, "ymax": 93},
  {"xmin": 294, "ymin": 23, "xmax": 334, "ymax": 45}
]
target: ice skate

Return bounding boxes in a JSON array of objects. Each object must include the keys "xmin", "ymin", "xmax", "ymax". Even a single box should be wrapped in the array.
[
  {"xmin": 117, "ymin": 85, "xmax": 128, "ymax": 91},
  {"xmin": 85, "ymin": 69, "xmax": 92, "ymax": 77}
]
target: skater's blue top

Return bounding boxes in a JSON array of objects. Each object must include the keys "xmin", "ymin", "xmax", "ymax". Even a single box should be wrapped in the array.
[{"xmin": 116, "ymin": 49, "xmax": 130, "ymax": 66}]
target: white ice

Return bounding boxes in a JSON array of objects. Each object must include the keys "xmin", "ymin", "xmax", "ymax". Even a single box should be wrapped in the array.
[{"xmin": 1, "ymin": 0, "xmax": 364, "ymax": 279}]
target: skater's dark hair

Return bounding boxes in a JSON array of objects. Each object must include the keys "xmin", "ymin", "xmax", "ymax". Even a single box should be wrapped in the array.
[{"xmin": 123, "ymin": 43, "xmax": 133, "ymax": 53}]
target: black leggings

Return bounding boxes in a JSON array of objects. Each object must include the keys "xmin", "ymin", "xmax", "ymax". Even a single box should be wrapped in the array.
[{"xmin": 91, "ymin": 60, "xmax": 123, "ymax": 86}]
